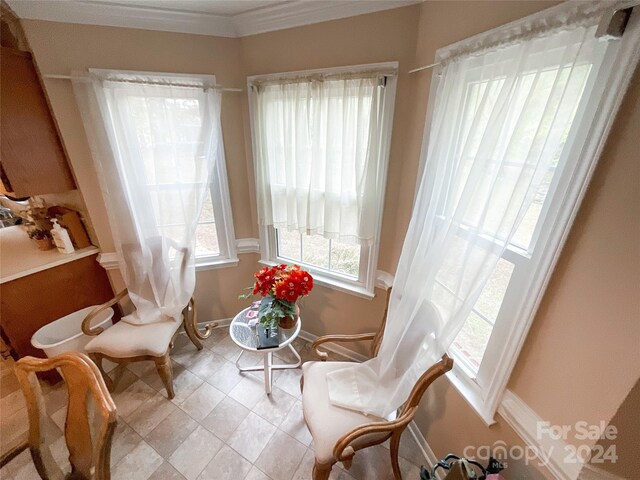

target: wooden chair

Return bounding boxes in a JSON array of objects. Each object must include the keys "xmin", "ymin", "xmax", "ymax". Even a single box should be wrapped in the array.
[
  {"xmin": 14, "ymin": 352, "xmax": 117, "ymax": 480},
  {"xmin": 301, "ymin": 289, "xmax": 453, "ymax": 480},
  {"xmin": 82, "ymin": 238, "xmax": 213, "ymax": 399}
]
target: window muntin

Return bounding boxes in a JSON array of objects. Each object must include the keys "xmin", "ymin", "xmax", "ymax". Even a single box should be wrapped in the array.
[
  {"xmin": 276, "ymin": 229, "xmax": 362, "ymax": 279},
  {"xmin": 441, "ymin": 60, "xmax": 597, "ymax": 375}
]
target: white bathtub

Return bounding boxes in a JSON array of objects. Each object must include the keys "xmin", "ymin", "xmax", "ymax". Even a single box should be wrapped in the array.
[{"xmin": 31, "ymin": 306, "xmax": 114, "ymax": 358}]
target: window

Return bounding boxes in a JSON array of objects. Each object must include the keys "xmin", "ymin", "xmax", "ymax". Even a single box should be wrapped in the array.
[
  {"xmin": 417, "ymin": 6, "xmax": 640, "ymax": 424},
  {"xmin": 192, "ymin": 159, "xmax": 237, "ymax": 268},
  {"xmin": 96, "ymin": 70, "xmax": 237, "ymax": 268},
  {"xmin": 249, "ymin": 64, "xmax": 397, "ymax": 296}
]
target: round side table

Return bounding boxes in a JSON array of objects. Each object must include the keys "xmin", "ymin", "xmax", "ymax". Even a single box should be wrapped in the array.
[{"xmin": 229, "ymin": 307, "xmax": 302, "ymax": 394}]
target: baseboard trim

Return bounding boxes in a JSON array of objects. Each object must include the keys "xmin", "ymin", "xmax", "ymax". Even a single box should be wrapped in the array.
[
  {"xmin": 578, "ymin": 464, "xmax": 624, "ymax": 480},
  {"xmin": 498, "ymin": 389, "xmax": 583, "ymax": 480},
  {"xmin": 203, "ymin": 318, "xmax": 232, "ymax": 328},
  {"xmin": 407, "ymin": 422, "xmax": 445, "ymax": 479},
  {"xmin": 175, "ymin": 318, "xmax": 232, "ymax": 335},
  {"xmin": 298, "ymin": 329, "xmax": 369, "ymax": 363}
]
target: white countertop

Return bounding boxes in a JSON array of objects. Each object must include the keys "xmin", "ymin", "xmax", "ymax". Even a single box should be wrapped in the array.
[{"xmin": 0, "ymin": 225, "xmax": 99, "ymax": 284}]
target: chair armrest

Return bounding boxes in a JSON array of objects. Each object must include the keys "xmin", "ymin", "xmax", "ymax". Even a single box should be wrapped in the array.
[
  {"xmin": 333, "ymin": 406, "xmax": 418, "ymax": 462},
  {"xmin": 311, "ymin": 333, "xmax": 376, "ymax": 361},
  {"xmin": 82, "ymin": 289, "xmax": 129, "ymax": 336}
]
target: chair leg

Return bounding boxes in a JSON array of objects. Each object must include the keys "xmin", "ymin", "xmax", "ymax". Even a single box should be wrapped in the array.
[
  {"xmin": 182, "ymin": 302, "xmax": 204, "ymax": 351},
  {"xmin": 390, "ymin": 431, "xmax": 403, "ymax": 480},
  {"xmin": 312, "ymin": 460, "xmax": 334, "ymax": 480},
  {"xmin": 89, "ymin": 353, "xmax": 114, "ymax": 391},
  {"xmin": 154, "ymin": 353, "xmax": 175, "ymax": 399},
  {"xmin": 183, "ymin": 319, "xmax": 203, "ymax": 351}
]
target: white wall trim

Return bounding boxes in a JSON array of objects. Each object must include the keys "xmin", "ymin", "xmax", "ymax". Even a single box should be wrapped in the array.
[
  {"xmin": 7, "ymin": 0, "xmax": 237, "ymax": 37},
  {"xmin": 578, "ymin": 464, "xmax": 625, "ymax": 480},
  {"xmin": 233, "ymin": 0, "xmax": 419, "ymax": 37},
  {"xmin": 189, "ymin": 317, "xmax": 233, "ymax": 329},
  {"xmin": 407, "ymin": 422, "xmax": 446, "ymax": 480},
  {"xmin": 235, "ymin": 237, "xmax": 260, "ymax": 254},
  {"xmin": 7, "ymin": 0, "xmax": 420, "ymax": 38},
  {"xmin": 298, "ymin": 329, "xmax": 369, "ymax": 363},
  {"xmin": 96, "ymin": 252, "xmax": 119, "ymax": 271},
  {"xmin": 375, "ymin": 270, "xmax": 395, "ymax": 290},
  {"xmin": 498, "ymin": 389, "xmax": 584, "ymax": 480},
  {"xmin": 97, "ymin": 237, "xmax": 261, "ymax": 272}
]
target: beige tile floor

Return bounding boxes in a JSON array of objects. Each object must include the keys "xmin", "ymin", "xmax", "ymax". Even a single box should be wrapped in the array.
[{"xmin": 0, "ymin": 327, "xmax": 426, "ymax": 480}]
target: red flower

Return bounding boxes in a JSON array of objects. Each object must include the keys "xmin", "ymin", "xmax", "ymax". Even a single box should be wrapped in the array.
[
  {"xmin": 274, "ymin": 280, "xmax": 299, "ymax": 302},
  {"xmin": 245, "ymin": 263, "xmax": 314, "ymax": 302}
]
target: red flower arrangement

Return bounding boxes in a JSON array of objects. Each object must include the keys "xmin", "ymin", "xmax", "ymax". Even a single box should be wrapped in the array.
[{"xmin": 242, "ymin": 264, "xmax": 314, "ymax": 328}]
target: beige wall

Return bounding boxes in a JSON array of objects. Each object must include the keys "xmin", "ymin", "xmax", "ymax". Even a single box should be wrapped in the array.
[
  {"xmin": 589, "ymin": 378, "xmax": 640, "ymax": 478},
  {"xmin": 508, "ymin": 67, "xmax": 640, "ymax": 442},
  {"xmin": 21, "ymin": 2, "xmax": 640, "ymax": 477}
]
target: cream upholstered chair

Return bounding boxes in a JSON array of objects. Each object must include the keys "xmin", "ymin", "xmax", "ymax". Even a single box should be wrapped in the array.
[
  {"xmin": 15, "ymin": 352, "xmax": 117, "ymax": 480},
  {"xmin": 301, "ymin": 289, "xmax": 453, "ymax": 480},
  {"xmin": 83, "ymin": 238, "xmax": 211, "ymax": 399}
]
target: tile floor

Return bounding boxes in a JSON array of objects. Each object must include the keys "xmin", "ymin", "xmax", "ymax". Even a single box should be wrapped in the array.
[{"xmin": 0, "ymin": 326, "xmax": 426, "ymax": 480}]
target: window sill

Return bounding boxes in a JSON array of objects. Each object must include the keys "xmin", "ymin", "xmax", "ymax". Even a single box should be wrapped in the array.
[
  {"xmin": 258, "ymin": 258, "xmax": 376, "ymax": 300},
  {"xmin": 195, "ymin": 257, "xmax": 239, "ymax": 271},
  {"xmin": 446, "ymin": 363, "xmax": 497, "ymax": 427}
]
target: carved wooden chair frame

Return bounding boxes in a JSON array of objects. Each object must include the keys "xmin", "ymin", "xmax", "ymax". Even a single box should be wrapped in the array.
[
  {"xmin": 81, "ymin": 290, "xmax": 213, "ymax": 399},
  {"xmin": 80, "ymin": 240, "xmax": 216, "ymax": 399},
  {"xmin": 304, "ymin": 289, "xmax": 454, "ymax": 480},
  {"xmin": 15, "ymin": 352, "xmax": 117, "ymax": 480}
]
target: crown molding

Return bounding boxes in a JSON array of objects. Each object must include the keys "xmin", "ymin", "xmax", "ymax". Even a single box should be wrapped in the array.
[
  {"xmin": 7, "ymin": 0, "xmax": 237, "ymax": 37},
  {"xmin": 233, "ymin": 0, "xmax": 420, "ymax": 37},
  {"xmin": 7, "ymin": 0, "xmax": 419, "ymax": 38}
]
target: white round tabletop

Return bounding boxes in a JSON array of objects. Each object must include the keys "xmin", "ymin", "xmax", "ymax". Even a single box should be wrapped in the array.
[{"xmin": 229, "ymin": 306, "xmax": 301, "ymax": 353}]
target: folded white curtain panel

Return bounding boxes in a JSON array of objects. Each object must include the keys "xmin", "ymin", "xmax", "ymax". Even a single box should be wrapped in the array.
[
  {"xmin": 72, "ymin": 71, "xmax": 223, "ymax": 324},
  {"xmin": 252, "ymin": 75, "xmax": 384, "ymax": 245},
  {"xmin": 326, "ymin": 20, "xmax": 609, "ymax": 417}
]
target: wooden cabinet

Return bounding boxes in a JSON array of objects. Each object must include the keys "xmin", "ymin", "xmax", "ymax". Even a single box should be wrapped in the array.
[
  {"xmin": 0, "ymin": 47, "xmax": 75, "ymax": 197},
  {"xmin": 0, "ymin": 254, "xmax": 114, "ymax": 359}
]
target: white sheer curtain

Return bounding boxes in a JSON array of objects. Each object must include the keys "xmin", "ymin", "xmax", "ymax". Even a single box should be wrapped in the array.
[
  {"xmin": 327, "ymin": 22, "xmax": 608, "ymax": 416},
  {"xmin": 73, "ymin": 71, "xmax": 222, "ymax": 325},
  {"xmin": 252, "ymin": 75, "xmax": 385, "ymax": 245}
]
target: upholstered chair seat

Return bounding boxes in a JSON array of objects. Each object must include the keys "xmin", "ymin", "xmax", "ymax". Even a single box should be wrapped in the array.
[
  {"xmin": 301, "ymin": 361, "xmax": 392, "ymax": 464},
  {"xmin": 302, "ymin": 288, "xmax": 453, "ymax": 479},
  {"xmin": 85, "ymin": 315, "xmax": 182, "ymax": 358},
  {"xmin": 81, "ymin": 239, "xmax": 213, "ymax": 400}
]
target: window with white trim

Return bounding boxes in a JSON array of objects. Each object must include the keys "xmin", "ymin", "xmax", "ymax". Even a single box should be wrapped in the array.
[
  {"xmin": 192, "ymin": 159, "xmax": 237, "ymax": 267},
  {"xmin": 249, "ymin": 64, "xmax": 398, "ymax": 296},
  {"xmin": 103, "ymin": 70, "xmax": 237, "ymax": 268},
  {"xmin": 419, "ymin": 6, "xmax": 640, "ymax": 423}
]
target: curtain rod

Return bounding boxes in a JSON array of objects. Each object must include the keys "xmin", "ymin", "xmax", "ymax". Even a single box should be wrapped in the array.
[
  {"xmin": 250, "ymin": 69, "xmax": 397, "ymax": 87},
  {"xmin": 408, "ymin": 2, "xmax": 636, "ymax": 75},
  {"xmin": 43, "ymin": 74, "xmax": 243, "ymax": 92},
  {"xmin": 408, "ymin": 62, "xmax": 441, "ymax": 74}
]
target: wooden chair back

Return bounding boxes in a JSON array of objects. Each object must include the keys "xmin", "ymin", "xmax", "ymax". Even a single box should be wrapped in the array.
[
  {"xmin": 15, "ymin": 353, "xmax": 117, "ymax": 480},
  {"xmin": 370, "ymin": 287, "xmax": 391, "ymax": 358},
  {"xmin": 400, "ymin": 353, "xmax": 453, "ymax": 415}
]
